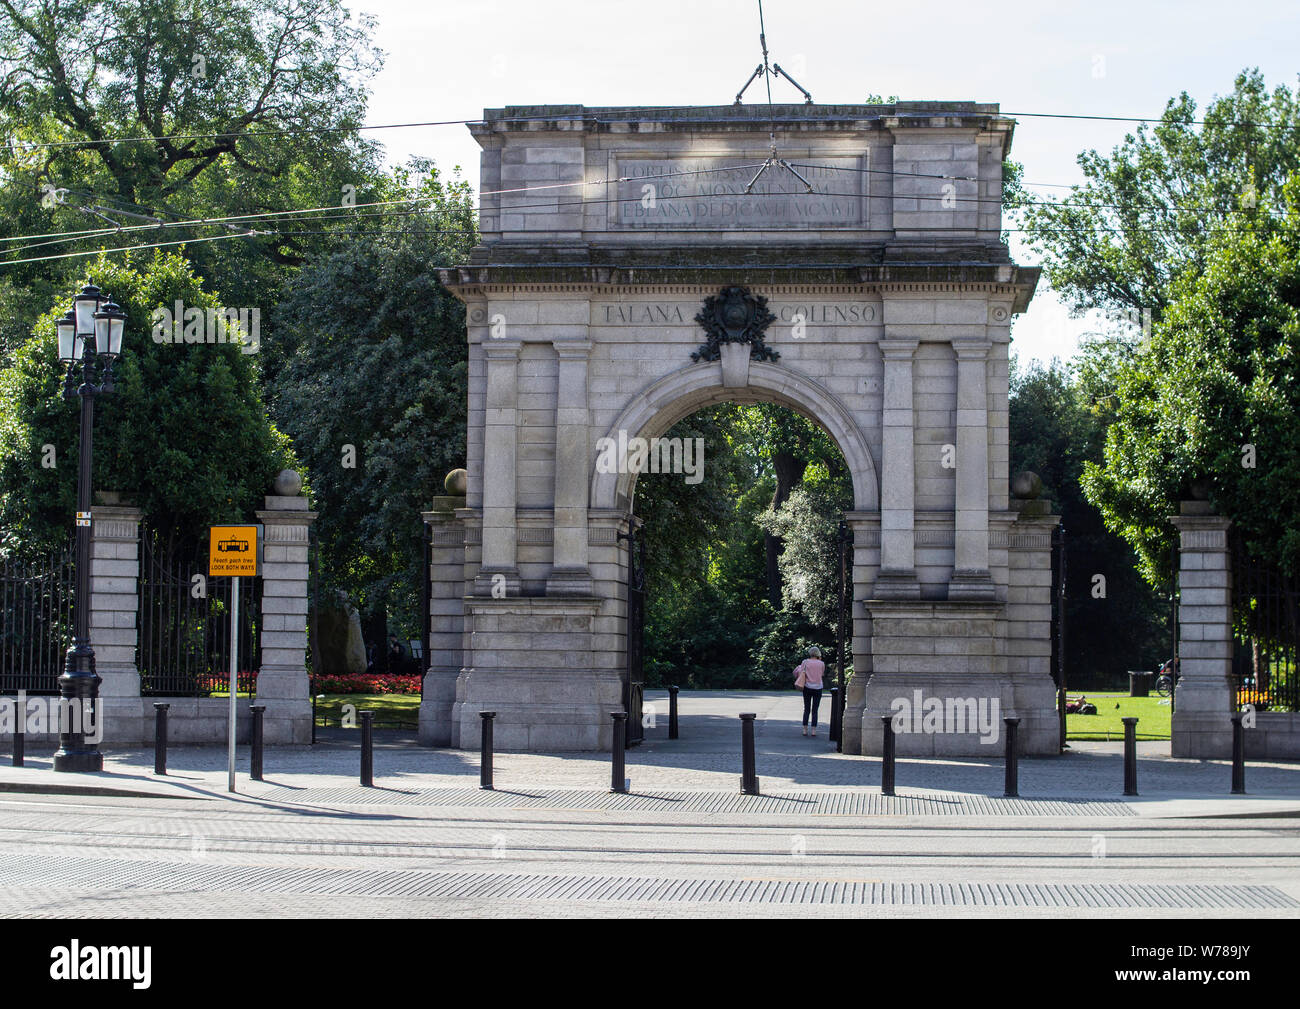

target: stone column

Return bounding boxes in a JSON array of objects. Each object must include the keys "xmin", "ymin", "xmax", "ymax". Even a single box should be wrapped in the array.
[
  {"xmin": 876, "ymin": 338, "xmax": 920, "ymax": 597},
  {"xmin": 255, "ymin": 490, "xmax": 316, "ymax": 744},
  {"xmin": 547, "ymin": 340, "xmax": 593, "ymax": 596},
  {"xmin": 477, "ymin": 342, "xmax": 521, "ymax": 595},
  {"xmin": 1004, "ymin": 495, "xmax": 1060, "ymax": 753},
  {"xmin": 949, "ymin": 340, "xmax": 995, "ymax": 599},
  {"xmin": 90, "ymin": 503, "xmax": 144, "ymax": 744},
  {"xmin": 1170, "ymin": 503, "xmax": 1235, "ymax": 758},
  {"xmin": 420, "ymin": 482, "xmax": 466, "ymax": 747}
]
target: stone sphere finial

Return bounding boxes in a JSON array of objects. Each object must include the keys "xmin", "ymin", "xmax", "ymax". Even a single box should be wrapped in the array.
[
  {"xmin": 1010, "ymin": 471, "xmax": 1044, "ymax": 500},
  {"xmin": 445, "ymin": 468, "xmax": 468, "ymax": 496},
  {"xmin": 1189, "ymin": 477, "xmax": 1211, "ymax": 501},
  {"xmin": 273, "ymin": 469, "xmax": 303, "ymax": 496}
]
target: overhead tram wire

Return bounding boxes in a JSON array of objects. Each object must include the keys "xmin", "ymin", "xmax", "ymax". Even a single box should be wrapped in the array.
[
  {"xmin": 2, "ymin": 180, "xmax": 1270, "ymax": 269},
  {"xmin": 0, "ymin": 166, "xmax": 1271, "ymax": 261},
  {"xmin": 2, "ymin": 165, "xmax": 1276, "ymax": 265}
]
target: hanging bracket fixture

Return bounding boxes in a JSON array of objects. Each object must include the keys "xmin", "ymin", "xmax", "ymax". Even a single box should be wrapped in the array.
[{"xmin": 731, "ymin": 0, "xmax": 815, "ymax": 194}]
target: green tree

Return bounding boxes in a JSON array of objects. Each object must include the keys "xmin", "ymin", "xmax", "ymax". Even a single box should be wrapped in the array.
[
  {"xmin": 1080, "ymin": 175, "xmax": 1300, "ymax": 580},
  {"xmin": 756, "ymin": 482, "xmax": 846, "ymax": 628},
  {"xmin": 0, "ymin": 0, "xmax": 389, "ymax": 364},
  {"xmin": 269, "ymin": 163, "xmax": 475, "ymax": 638},
  {"xmin": 1009, "ymin": 357, "xmax": 1168, "ymax": 685},
  {"xmin": 729, "ymin": 403, "xmax": 849, "ymax": 606},
  {"xmin": 637, "ymin": 405, "xmax": 763, "ymax": 683},
  {"xmin": 0, "ymin": 251, "xmax": 295, "ymax": 554},
  {"xmin": 1012, "ymin": 69, "xmax": 1300, "ymax": 324}
]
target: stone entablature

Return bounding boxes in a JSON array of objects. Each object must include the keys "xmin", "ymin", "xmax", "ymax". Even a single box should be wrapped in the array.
[{"xmin": 470, "ymin": 103, "xmax": 1014, "ymax": 248}]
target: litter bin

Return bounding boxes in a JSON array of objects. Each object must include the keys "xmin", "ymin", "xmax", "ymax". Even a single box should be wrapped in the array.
[{"xmin": 1128, "ymin": 671, "xmax": 1151, "ymax": 697}]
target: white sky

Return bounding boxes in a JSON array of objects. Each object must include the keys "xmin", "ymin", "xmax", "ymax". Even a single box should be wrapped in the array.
[{"xmin": 350, "ymin": 0, "xmax": 1299, "ymax": 368}]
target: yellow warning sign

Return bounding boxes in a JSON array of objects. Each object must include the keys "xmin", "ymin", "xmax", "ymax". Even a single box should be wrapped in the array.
[{"xmin": 209, "ymin": 525, "xmax": 260, "ymax": 577}]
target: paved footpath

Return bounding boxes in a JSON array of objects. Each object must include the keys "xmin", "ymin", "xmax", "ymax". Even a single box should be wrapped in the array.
[{"xmin": 0, "ymin": 691, "xmax": 1297, "ymax": 918}]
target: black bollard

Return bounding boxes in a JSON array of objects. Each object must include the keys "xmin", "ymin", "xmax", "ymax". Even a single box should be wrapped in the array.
[
  {"xmin": 610, "ymin": 711, "xmax": 628, "ymax": 793},
  {"xmin": 153, "ymin": 702, "xmax": 169, "ymax": 776},
  {"xmin": 1231, "ymin": 712, "xmax": 1246, "ymax": 794},
  {"xmin": 667, "ymin": 685, "xmax": 679, "ymax": 740},
  {"xmin": 1122, "ymin": 716, "xmax": 1139, "ymax": 796},
  {"xmin": 479, "ymin": 711, "xmax": 496, "ymax": 790},
  {"xmin": 829, "ymin": 686, "xmax": 841, "ymax": 744},
  {"xmin": 360, "ymin": 710, "xmax": 374, "ymax": 787},
  {"xmin": 1003, "ymin": 717, "xmax": 1021, "ymax": 797},
  {"xmin": 250, "ymin": 704, "xmax": 265, "ymax": 782},
  {"xmin": 11, "ymin": 698, "xmax": 23, "ymax": 768},
  {"xmin": 312, "ymin": 693, "xmax": 321, "ymax": 745},
  {"xmin": 739, "ymin": 713, "xmax": 760, "ymax": 795},
  {"xmin": 881, "ymin": 715, "xmax": 896, "ymax": 796}
]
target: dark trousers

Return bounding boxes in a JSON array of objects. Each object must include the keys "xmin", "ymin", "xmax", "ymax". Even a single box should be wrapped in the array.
[{"xmin": 802, "ymin": 687, "xmax": 824, "ymax": 727}]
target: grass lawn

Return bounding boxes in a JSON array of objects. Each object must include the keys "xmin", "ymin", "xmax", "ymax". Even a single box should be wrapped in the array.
[
  {"xmin": 1067, "ymin": 692, "xmax": 1171, "ymax": 741},
  {"xmin": 312, "ymin": 693, "xmax": 419, "ymax": 729}
]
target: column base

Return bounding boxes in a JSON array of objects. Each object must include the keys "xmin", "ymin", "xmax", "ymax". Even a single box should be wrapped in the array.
[
  {"xmin": 450, "ymin": 669, "xmax": 625, "ymax": 751},
  {"xmin": 545, "ymin": 567, "xmax": 594, "ymax": 597},
  {"xmin": 947, "ymin": 569, "xmax": 996, "ymax": 600},
  {"xmin": 872, "ymin": 569, "xmax": 921, "ymax": 599},
  {"xmin": 419, "ymin": 668, "xmax": 459, "ymax": 746}
]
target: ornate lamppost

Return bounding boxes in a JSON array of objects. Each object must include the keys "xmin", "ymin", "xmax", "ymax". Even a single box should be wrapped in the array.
[{"xmin": 52, "ymin": 281, "xmax": 125, "ymax": 772}]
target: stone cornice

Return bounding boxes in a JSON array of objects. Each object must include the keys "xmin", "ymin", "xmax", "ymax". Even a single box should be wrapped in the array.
[
  {"xmin": 472, "ymin": 103, "xmax": 1013, "ymax": 137},
  {"xmin": 439, "ymin": 265, "xmax": 1040, "ymax": 315}
]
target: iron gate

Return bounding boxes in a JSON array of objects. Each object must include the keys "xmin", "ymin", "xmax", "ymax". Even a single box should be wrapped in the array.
[
  {"xmin": 0, "ymin": 547, "xmax": 75, "ymax": 695},
  {"xmin": 1231, "ymin": 533, "xmax": 1299, "ymax": 712},
  {"xmin": 621, "ymin": 520, "xmax": 645, "ymax": 747},
  {"xmin": 137, "ymin": 527, "xmax": 259, "ymax": 696}
]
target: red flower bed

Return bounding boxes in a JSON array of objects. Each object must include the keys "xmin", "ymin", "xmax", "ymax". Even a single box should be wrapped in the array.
[
  {"xmin": 194, "ymin": 672, "xmax": 257, "ymax": 693},
  {"xmin": 309, "ymin": 672, "xmax": 422, "ymax": 695}
]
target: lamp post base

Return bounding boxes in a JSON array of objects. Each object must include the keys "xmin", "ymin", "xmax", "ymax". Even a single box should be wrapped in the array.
[
  {"xmin": 54, "ymin": 645, "xmax": 103, "ymax": 774},
  {"xmin": 52, "ymin": 749, "xmax": 104, "ymax": 773}
]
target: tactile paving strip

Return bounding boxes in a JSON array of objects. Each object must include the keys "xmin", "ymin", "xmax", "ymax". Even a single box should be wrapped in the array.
[
  {"xmin": 0, "ymin": 854, "xmax": 1292, "ymax": 908},
  {"xmin": 251, "ymin": 785, "xmax": 1139, "ymax": 817}
]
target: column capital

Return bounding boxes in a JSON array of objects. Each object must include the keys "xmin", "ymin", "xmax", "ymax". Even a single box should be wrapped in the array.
[
  {"xmin": 952, "ymin": 339, "xmax": 993, "ymax": 359},
  {"xmin": 483, "ymin": 341, "xmax": 522, "ymax": 360},
  {"xmin": 1169, "ymin": 509, "xmax": 1232, "ymax": 534},
  {"xmin": 878, "ymin": 338, "xmax": 919, "ymax": 359},
  {"xmin": 89, "ymin": 504, "xmax": 142, "ymax": 542},
  {"xmin": 553, "ymin": 340, "xmax": 593, "ymax": 358}
]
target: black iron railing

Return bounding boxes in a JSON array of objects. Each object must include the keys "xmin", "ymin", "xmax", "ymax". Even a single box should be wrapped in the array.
[
  {"xmin": 1231, "ymin": 534, "xmax": 1299, "ymax": 712},
  {"xmin": 0, "ymin": 548, "xmax": 75, "ymax": 695}
]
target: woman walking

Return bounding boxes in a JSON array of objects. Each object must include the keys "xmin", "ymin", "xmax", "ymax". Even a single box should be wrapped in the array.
[{"xmin": 794, "ymin": 646, "xmax": 826, "ymax": 736}]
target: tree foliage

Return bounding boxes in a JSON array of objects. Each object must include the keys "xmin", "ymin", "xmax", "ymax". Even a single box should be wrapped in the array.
[
  {"xmin": 0, "ymin": 252, "xmax": 295, "ymax": 554},
  {"xmin": 269, "ymin": 163, "xmax": 476, "ymax": 635},
  {"xmin": 1009, "ymin": 357, "xmax": 1168, "ymax": 684},
  {"xmin": 638, "ymin": 404, "xmax": 851, "ymax": 686},
  {"xmin": 1012, "ymin": 69, "xmax": 1300, "ymax": 323},
  {"xmin": 1079, "ymin": 175, "xmax": 1300, "ymax": 578},
  {"xmin": 0, "ymin": 0, "xmax": 389, "ymax": 364},
  {"xmin": 757, "ymin": 484, "xmax": 846, "ymax": 628}
]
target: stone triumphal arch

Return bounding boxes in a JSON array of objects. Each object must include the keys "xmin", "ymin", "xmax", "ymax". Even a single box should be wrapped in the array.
[{"xmin": 421, "ymin": 103, "xmax": 1060, "ymax": 756}]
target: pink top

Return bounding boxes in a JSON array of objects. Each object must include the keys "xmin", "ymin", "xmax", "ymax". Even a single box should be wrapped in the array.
[{"xmin": 796, "ymin": 658, "xmax": 825, "ymax": 689}]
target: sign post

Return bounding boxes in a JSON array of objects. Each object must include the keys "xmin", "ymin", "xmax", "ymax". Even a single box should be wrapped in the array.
[
  {"xmin": 229, "ymin": 575, "xmax": 239, "ymax": 793},
  {"xmin": 209, "ymin": 525, "xmax": 260, "ymax": 793}
]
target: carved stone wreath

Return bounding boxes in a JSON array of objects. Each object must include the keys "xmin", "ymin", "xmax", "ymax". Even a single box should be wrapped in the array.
[{"xmin": 690, "ymin": 286, "xmax": 780, "ymax": 363}]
